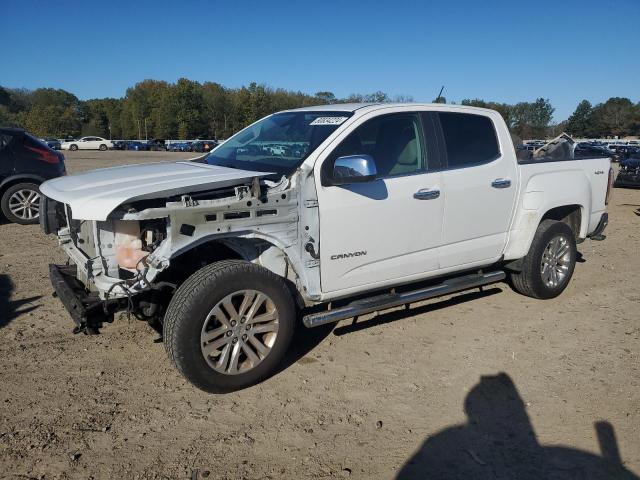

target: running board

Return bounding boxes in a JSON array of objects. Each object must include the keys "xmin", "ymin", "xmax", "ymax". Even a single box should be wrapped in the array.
[{"xmin": 303, "ymin": 270, "xmax": 506, "ymax": 328}]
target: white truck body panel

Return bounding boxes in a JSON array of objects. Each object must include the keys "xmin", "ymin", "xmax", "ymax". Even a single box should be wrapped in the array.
[
  {"xmin": 503, "ymin": 158, "xmax": 609, "ymax": 260},
  {"xmin": 42, "ymin": 103, "xmax": 611, "ymax": 305},
  {"xmin": 309, "ymin": 104, "xmax": 610, "ymax": 299},
  {"xmin": 40, "ymin": 161, "xmax": 270, "ymax": 221}
]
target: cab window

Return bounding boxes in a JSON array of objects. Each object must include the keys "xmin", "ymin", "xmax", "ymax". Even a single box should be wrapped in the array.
[
  {"xmin": 438, "ymin": 112, "xmax": 500, "ymax": 168},
  {"xmin": 324, "ymin": 113, "xmax": 425, "ymax": 183}
]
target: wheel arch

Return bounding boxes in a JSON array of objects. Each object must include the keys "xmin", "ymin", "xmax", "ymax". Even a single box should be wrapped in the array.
[
  {"xmin": 540, "ymin": 204, "xmax": 584, "ymax": 239},
  {"xmin": 158, "ymin": 236, "xmax": 304, "ymax": 307},
  {"xmin": 0, "ymin": 174, "xmax": 46, "ymax": 194},
  {"xmin": 504, "ymin": 202, "xmax": 587, "ymax": 262}
]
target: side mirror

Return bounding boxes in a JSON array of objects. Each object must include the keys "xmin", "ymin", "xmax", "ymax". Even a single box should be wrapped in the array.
[{"xmin": 332, "ymin": 155, "xmax": 377, "ymax": 185}]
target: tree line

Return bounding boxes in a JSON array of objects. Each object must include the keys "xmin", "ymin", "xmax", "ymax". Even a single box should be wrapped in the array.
[
  {"xmin": 0, "ymin": 81, "xmax": 413, "ymax": 140},
  {"xmin": 0, "ymin": 79, "xmax": 638, "ymax": 140}
]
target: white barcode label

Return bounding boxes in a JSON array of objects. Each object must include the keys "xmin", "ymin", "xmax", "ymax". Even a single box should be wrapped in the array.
[{"xmin": 310, "ymin": 116, "xmax": 349, "ymax": 126}]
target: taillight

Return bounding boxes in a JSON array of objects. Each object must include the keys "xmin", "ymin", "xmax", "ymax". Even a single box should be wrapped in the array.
[
  {"xmin": 605, "ymin": 167, "xmax": 614, "ymax": 206},
  {"xmin": 25, "ymin": 145, "xmax": 60, "ymax": 164}
]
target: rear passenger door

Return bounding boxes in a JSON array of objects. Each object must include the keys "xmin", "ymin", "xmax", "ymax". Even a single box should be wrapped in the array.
[{"xmin": 436, "ymin": 111, "xmax": 517, "ymax": 268}]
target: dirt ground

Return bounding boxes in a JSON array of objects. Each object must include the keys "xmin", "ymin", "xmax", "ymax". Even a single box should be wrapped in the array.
[{"xmin": 0, "ymin": 150, "xmax": 639, "ymax": 479}]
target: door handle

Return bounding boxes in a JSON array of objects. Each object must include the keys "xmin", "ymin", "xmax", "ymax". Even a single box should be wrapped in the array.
[
  {"xmin": 414, "ymin": 189, "xmax": 440, "ymax": 200},
  {"xmin": 491, "ymin": 178, "xmax": 511, "ymax": 189}
]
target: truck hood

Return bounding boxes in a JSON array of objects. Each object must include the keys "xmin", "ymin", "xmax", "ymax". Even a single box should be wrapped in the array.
[{"xmin": 40, "ymin": 161, "xmax": 270, "ymax": 221}]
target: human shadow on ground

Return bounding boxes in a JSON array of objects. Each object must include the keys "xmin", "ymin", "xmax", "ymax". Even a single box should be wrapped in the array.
[
  {"xmin": 0, "ymin": 273, "xmax": 41, "ymax": 329},
  {"xmin": 396, "ymin": 373, "xmax": 638, "ymax": 479}
]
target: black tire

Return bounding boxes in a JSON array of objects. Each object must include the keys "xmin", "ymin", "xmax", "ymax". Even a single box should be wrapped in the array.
[
  {"xmin": 1, "ymin": 182, "xmax": 41, "ymax": 225},
  {"xmin": 99, "ymin": 144, "xmax": 107, "ymax": 151},
  {"xmin": 164, "ymin": 260, "xmax": 296, "ymax": 393},
  {"xmin": 509, "ymin": 219, "xmax": 577, "ymax": 299},
  {"xmin": 69, "ymin": 144, "xmax": 78, "ymax": 151}
]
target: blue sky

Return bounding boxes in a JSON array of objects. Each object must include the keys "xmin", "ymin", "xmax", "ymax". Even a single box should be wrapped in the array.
[{"xmin": 1, "ymin": 0, "xmax": 638, "ymax": 120}]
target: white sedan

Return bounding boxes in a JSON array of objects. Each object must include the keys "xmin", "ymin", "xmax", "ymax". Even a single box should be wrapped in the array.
[{"xmin": 61, "ymin": 137, "xmax": 114, "ymax": 151}]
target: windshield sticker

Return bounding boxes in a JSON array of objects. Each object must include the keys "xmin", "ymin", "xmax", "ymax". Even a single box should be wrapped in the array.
[{"xmin": 310, "ymin": 116, "xmax": 349, "ymax": 126}]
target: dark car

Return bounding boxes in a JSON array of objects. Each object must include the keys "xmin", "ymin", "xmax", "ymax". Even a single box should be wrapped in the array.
[
  {"xmin": 574, "ymin": 143, "xmax": 614, "ymax": 160},
  {"xmin": 0, "ymin": 127, "xmax": 66, "ymax": 224},
  {"xmin": 614, "ymin": 155, "xmax": 640, "ymax": 188},
  {"xmin": 169, "ymin": 141, "xmax": 193, "ymax": 152},
  {"xmin": 147, "ymin": 139, "xmax": 166, "ymax": 151},
  {"xmin": 42, "ymin": 138, "xmax": 62, "ymax": 150},
  {"xmin": 111, "ymin": 140, "xmax": 128, "ymax": 150},
  {"xmin": 611, "ymin": 145, "xmax": 640, "ymax": 161},
  {"xmin": 190, "ymin": 140, "xmax": 218, "ymax": 153},
  {"xmin": 126, "ymin": 141, "xmax": 149, "ymax": 151}
]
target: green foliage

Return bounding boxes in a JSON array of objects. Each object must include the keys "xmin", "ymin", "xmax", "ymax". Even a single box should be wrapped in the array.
[
  {"xmin": 565, "ymin": 100, "xmax": 593, "ymax": 137},
  {"xmin": 2, "ymin": 80, "xmax": 638, "ymax": 140},
  {"xmin": 512, "ymin": 98, "xmax": 554, "ymax": 139},
  {"xmin": 565, "ymin": 98, "xmax": 640, "ymax": 138},
  {"xmin": 463, "ymin": 98, "xmax": 556, "ymax": 138},
  {"xmin": 0, "ymin": 87, "xmax": 10, "ymax": 106}
]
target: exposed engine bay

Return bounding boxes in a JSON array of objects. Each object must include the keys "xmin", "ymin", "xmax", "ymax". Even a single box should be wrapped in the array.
[{"xmin": 40, "ymin": 170, "xmax": 317, "ymax": 333}]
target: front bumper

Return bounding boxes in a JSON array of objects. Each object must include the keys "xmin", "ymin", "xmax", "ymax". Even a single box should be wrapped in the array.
[{"xmin": 49, "ymin": 264, "xmax": 121, "ymax": 334}]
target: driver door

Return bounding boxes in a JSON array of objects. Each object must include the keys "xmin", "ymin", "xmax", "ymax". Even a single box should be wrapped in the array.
[{"xmin": 316, "ymin": 112, "xmax": 444, "ymax": 294}]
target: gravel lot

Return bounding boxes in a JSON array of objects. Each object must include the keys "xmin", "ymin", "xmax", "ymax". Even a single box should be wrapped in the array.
[{"xmin": 1, "ymin": 151, "xmax": 639, "ymax": 479}]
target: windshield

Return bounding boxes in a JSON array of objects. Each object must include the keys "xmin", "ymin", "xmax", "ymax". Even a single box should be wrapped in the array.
[{"xmin": 204, "ymin": 111, "xmax": 352, "ymax": 179}]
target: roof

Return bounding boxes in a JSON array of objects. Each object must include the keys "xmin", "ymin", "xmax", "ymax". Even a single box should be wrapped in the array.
[
  {"xmin": 284, "ymin": 103, "xmax": 379, "ymax": 113},
  {"xmin": 284, "ymin": 103, "xmax": 498, "ymax": 115},
  {"xmin": 0, "ymin": 127, "xmax": 25, "ymax": 134}
]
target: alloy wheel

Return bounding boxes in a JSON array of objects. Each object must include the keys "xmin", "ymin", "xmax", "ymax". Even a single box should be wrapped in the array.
[
  {"xmin": 8, "ymin": 189, "xmax": 40, "ymax": 221},
  {"xmin": 540, "ymin": 235, "xmax": 571, "ymax": 288},
  {"xmin": 200, "ymin": 290, "xmax": 279, "ymax": 375}
]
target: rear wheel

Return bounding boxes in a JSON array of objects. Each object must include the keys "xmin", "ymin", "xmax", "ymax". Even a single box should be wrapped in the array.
[
  {"xmin": 99, "ymin": 144, "xmax": 107, "ymax": 151},
  {"xmin": 510, "ymin": 220, "xmax": 577, "ymax": 299},
  {"xmin": 164, "ymin": 260, "xmax": 296, "ymax": 393},
  {"xmin": 1, "ymin": 182, "xmax": 41, "ymax": 225}
]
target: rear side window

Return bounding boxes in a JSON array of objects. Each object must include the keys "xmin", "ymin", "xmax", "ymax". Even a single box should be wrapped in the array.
[
  {"xmin": 23, "ymin": 133, "xmax": 49, "ymax": 149},
  {"xmin": 439, "ymin": 112, "xmax": 500, "ymax": 168},
  {"xmin": 0, "ymin": 133, "xmax": 12, "ymax": 150}
]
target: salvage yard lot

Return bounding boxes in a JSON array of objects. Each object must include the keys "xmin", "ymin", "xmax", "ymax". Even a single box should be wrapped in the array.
[{"xmin": 1, "ymin": 151, "xmax": 639, "ymax": 479}]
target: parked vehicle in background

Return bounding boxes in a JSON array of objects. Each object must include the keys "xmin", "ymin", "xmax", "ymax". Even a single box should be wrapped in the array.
[
  {"xmin": 614, "ymin": 153, "xmax": 640, "ymax": 188},
  {"xmin": 111, "ymin": 140, "xmax": 128, "ymax": 150},
  {"xmin": 0, "ymin": 127, "xmax": 65, "ymax": 224},
  {"xmin": 611, "ymin": 145, "xmax": 640, "ymax": 161},
  {"xmin": 147, "ymin": 139, "xmax": 167, "ymax": 151},
  {"xmin": 574, "ymin": 143, "xmax": 615, "ymax": 160},
  {"xmin": 41, "ymin": 138, "xmax": 62, "ymax": 150},
  {"xmin": 167, "ymin": 142, "xmax": 192, "ymax": 152},
  {"xmin": 61, "ymin": 136, "xmax": 114, "ymax": 151},
  {"xmin": 191, "ymin": 140, "xmax": 218, "ymax": 152},
  {"xmin": 40, "ymin": 103, "xmax": 613, "ymax": 392},
  {"xmin": 126, "ymin": 141, "xmax": 149, "ymax": 151}
]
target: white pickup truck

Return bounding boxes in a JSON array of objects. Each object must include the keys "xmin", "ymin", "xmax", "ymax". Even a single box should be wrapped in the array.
[{"xmin": 40, "ymin": 103, "xmax": 612, "ymax": 393}]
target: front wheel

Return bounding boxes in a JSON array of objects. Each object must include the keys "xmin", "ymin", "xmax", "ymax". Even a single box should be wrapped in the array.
[
  {"xmin": 69, "ymin": 144, "xmax": 78, "ymax": 151},
  {"xmin": 164, "ymin": 260, "xmax": 296, "ymax": 393},
  {"xmin": 1, "ymin": 182, "xmax": 41, "ymax": 224},
  {"xmin": 99, "ymin": 144, "xmax": 107, "ymax": 151},
  {"xmin": 509, "ymin": 220, "xmax": 577, "ymax": 299}
]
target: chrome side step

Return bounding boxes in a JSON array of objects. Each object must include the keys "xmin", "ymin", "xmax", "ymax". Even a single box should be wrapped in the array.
[{"xmin": 303, "ymin": 270, "xmax": 506, "ymax": 328}]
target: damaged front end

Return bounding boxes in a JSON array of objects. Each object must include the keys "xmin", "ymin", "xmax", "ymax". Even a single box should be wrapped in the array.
[
  {"xmin": 43, "ymin": 195, "xmax": 178, "ymax": 333},
  {"xmin": 40, "ymin": 165, "xmax": 303, "ymax": 334}
]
